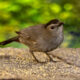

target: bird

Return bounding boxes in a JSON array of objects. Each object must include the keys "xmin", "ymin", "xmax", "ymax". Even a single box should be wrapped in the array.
[{"xmin": 0, "ymin": 19, "xmax": 64, "ymax": 62}]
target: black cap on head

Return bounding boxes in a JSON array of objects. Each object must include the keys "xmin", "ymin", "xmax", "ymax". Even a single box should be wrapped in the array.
[{"xmin": 45, "ymin": 19, "xmax": 59, "ymax": 27}]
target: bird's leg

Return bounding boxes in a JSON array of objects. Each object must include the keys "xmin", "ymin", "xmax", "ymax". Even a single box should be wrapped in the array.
[
  {"xmin": 30, "ymin": 50, "xmax": 40, "ymax": 62},
  {"xmin": 30, "ymin": 50, "xmax": 57, "ymax": 63},
  {"xmin": 30, "ymin": 51, "xmax": 48, "ymax": 63},
  {"xmin": 46, "ymin": 52, "xmax": 57, "ymax": 62}
]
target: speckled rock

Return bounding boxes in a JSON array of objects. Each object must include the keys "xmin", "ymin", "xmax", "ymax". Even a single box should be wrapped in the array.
[{"xmin": 0, "ymin": 48, "xmax": 80, "ymax": 80}]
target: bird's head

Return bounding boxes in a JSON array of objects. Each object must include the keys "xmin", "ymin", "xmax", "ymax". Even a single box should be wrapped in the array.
[{"xmin": 45, "ymin": 19, "xmax": 64, "ymax": 35}]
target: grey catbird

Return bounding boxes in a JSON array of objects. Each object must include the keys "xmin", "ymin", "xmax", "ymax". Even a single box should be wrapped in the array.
[{"xmin": 0, "ymin": 19, "xmax": 64, "ymax": 62}]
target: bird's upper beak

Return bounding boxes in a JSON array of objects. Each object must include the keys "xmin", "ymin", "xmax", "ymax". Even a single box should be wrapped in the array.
[{"xmin": 58, "ymin": 22, "xmax": 64, "ymax": 26}]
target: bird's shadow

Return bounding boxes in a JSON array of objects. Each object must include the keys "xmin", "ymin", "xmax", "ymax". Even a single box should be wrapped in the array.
[
  {"xmin": 0, "ymin": 78, "xmax": 22, "ymax": 80},
  {"xmin": 0, "ymin": 55, "xmax": 11, "ymax": 60}
]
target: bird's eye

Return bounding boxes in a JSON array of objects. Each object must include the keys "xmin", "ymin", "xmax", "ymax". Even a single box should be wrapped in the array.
[{"xmin": 50, "ymin": 26, "xmax": 55, "ymax": 29}]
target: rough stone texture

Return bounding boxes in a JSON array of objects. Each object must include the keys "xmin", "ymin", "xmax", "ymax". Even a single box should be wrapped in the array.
[{"xmin": 0, "ymin": 48, "xmax": 80, "ymax": 80}]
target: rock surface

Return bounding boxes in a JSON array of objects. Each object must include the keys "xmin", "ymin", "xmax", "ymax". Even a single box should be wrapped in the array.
[{"xmin": 0, "ymin": 48, "xmax": 80, "ymax": 80}]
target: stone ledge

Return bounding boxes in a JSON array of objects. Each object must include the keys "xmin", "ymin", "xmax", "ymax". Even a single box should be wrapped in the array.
[{"xmin": 0, "ymin": 48, "xmax": 80, "ymax": 80}]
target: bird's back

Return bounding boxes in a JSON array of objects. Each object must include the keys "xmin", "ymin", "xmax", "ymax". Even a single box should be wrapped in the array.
[{"xmin": 18, "ymin": 24, "xmax": 47, "ymax": 51}]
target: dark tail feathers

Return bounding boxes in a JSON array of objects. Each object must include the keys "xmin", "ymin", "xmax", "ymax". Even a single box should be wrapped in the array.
[{"xmin": 0, "ymin": 36, "xmax": 19, "ymax": 45}]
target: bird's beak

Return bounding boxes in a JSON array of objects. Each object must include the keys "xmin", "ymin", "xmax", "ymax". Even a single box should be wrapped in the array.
[{"xmin": 58, "ymin": 22, "xmax": 64, "ymax": 26}]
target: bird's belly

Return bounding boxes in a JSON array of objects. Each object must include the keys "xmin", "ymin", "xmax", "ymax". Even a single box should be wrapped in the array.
[
  {"xmin": 36, "ymin": 35, "xmax": 63, "ymax": 52},
  {"xmin": 32, "ymin": 40, "xmax": 59, "ymax": 52},
  {"xmin": 20, "ymin": 35, "xmax": 63, "ymax": 52}
]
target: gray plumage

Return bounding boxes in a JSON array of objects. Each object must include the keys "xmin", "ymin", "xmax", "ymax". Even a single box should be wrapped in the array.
[
  {"xmin": 19, "ymin": 23, "xmax": 64, "ymax": 52},
  {"xmin": 0, "ymin": 19, "xmax": 64, "ymax": 62}
]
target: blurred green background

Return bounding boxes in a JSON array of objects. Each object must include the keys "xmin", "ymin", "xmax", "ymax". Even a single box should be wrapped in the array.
[{"xmin": 0, "ymin": 0, "xmax": 80, "ymax": 48}]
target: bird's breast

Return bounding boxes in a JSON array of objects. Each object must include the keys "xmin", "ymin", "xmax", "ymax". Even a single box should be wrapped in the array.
[{"xmin": 37, "ymin": 32, "xmax": 64, "ymax": 52}]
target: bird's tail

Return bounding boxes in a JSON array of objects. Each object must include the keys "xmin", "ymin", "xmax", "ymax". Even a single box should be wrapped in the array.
[{"xmin": 0, "ymin": 36, "xmax": 19, "ymax": 46}]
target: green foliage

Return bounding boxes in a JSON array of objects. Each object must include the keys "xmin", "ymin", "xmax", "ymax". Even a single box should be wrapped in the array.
[{"xmin": 0, "ymin": 0, "xmax": 80, "ymax": 48}]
